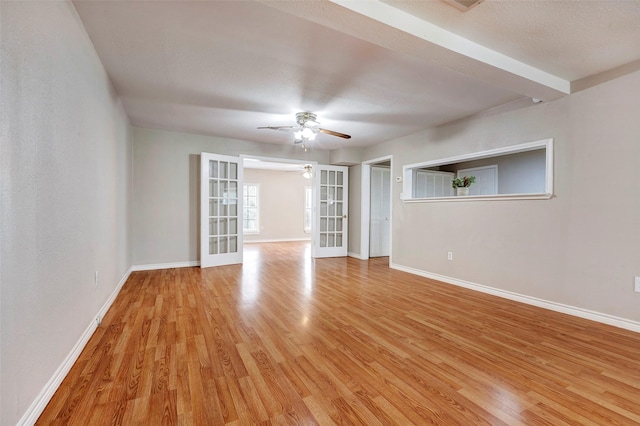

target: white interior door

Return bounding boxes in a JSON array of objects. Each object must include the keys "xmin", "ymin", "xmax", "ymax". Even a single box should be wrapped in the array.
[
  {"xmin": 414, "ymin": 170, "xmax": 454, "ymax": 197},
  {"xmin": 370, "ymin": 166, "xmax": 390, "ymax": 257},
  {"xmin": 458, "ymin": 165, "xmax": 498, "ymax": 196},
  {"xmin": 313, "ymin": 165, "xmax": 348, "ymax": 258},
  {"xmin": 200, "ymin": 153, "xmax": 243, "ymax": 268}
]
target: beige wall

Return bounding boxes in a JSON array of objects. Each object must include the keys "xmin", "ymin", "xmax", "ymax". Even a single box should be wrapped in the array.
[
  {"xmin": 440, "ymin": 148, "xmax": 547, "ymax": 194},
  {"xmin": 360, "ymin": 69, "xmax": 640, "ymax": 323},
  {"xmin": 1, "ymin": 2, "xmax": 133, "ymax": 424},
  {"xmin": 244, "ymin": 169, "xmax": 311, "ymax": 242},
  {"xmin": 5, "ymin": 6, "xmax": 637, "ymax": 422},
  {"xmin": 132, "ymin": 127, "xmax": 328, "ymax": 265}
]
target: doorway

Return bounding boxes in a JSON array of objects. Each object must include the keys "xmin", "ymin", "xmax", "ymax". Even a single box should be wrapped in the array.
[
  {"xmin": 369, "ymin": 164, "xmax": 390, "ymax": 257},
  {"xmin": 360, "ymin": 155, "xmax": 393, "ymax": 262},
  {"xmin": 242, "ymin": 157, "xmax": 315, "ymax": 244},
  {"xmin": 201, "ymin": 153, "xmax": 349, "ymax": 267},
  {"xmin": 241, "ymin": 157, "xmax": 349, "ymax": 259}
]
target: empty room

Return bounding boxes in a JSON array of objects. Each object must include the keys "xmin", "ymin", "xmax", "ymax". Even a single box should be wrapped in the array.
[{"xmin": 2, "ymin": 1, "xmax": 640, "ymax": 424}]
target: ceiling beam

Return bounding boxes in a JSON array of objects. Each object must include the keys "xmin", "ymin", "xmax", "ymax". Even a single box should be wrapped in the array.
[{"xmin": 260, "ymin": 0, "xmax": 570, "ymax": 101}]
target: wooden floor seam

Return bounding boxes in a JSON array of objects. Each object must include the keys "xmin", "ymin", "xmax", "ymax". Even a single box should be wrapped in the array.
[{"xmin": 37, "ymin": 241, "xmax": 640, "ymax": 425}]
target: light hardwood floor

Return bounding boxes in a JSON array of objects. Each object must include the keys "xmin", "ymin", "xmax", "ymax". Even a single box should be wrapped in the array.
[{"xmin": 38, "ymin": 242, "xmax": 640, "ymax": 425}]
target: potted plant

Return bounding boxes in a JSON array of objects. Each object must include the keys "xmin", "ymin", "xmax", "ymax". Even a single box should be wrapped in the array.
[{"xmin": 451, "ymin": 175, "xmax": 476, "ymax": 196}]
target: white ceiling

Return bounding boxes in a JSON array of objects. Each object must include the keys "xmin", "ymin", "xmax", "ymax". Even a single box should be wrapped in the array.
[{"xmin": 73, "ymin": 0, "xmax": 640, "ymax": 151}]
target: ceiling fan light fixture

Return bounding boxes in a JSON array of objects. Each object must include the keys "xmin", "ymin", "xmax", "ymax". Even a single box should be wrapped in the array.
[
  {"xmin": 302, "ymin": 165, "xmax": 312, "ymax": 179},
  {"xmin": 296, "ymin": 111, "xmax": 317, "ymax": 125},
  {"xmin": 301, "ymin": 127, "xmax": 316, "ymax": 139},
  {"xmin": 258, "ymin": 111, "xmax": 351, "ymax": 149}
]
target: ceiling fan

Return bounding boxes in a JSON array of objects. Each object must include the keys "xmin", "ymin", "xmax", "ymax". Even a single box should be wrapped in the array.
[{"xmin": 258, "ymin": 112, "xmax": 351, "ymax": 148}]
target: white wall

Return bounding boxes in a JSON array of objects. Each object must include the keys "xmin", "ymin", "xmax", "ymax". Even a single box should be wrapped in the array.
[
  {"xmin": 132, "ymin": 127, "xmax": 329, "ymax": 266},
  {"xmin": 244, "ymin": 169, "xmax": 311, "ymax": 242},
  {"xmin": 361, "ymin": 69, "xmax": 640, "ymax": 323},
  {"xmin": 0, "ymin": 2, "xmax": 132, "ymax": 424}
]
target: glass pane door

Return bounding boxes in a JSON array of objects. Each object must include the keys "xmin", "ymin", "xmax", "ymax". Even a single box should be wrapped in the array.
[
  {"xmin": 313, "ymin": 165, "xmax": 348, "ymax": 258},
  {"xmin": 201, "ymin": 153, "xmax": 243, "ymax": 267}
]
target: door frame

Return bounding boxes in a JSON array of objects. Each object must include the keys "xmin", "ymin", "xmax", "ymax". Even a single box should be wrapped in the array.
[
  {"xmin": 360, "ymin": 155, "xmax": 393, "ymax": 261},
  {"xmin": 240, "ymin": 155, "xmax": 317, "ymax": 170},
  {"xmin": 240, "ymin": 155, "xmax": 318, "ymax": 248},
  {"xmin": 369, "ymin": 165, "xmax": 391, "ymax": 257}
]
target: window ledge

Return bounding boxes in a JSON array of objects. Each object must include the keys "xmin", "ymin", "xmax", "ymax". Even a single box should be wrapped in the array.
[
  {"xmin": 243, "ymin": 231, "xmax": 260, "ymax": 235},
  {"xmin": 402, "ymin": 193, "xmax": 553, "ymax": 203}
]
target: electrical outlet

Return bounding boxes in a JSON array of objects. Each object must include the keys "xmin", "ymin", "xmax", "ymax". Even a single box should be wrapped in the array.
[
  {"xmin": 447, "ymin": 251, "xmax": 453, "ymax": 261},
  {"xmin": 95, "ymin": 271, "xmax": 99, "ymax": 286},
  {"xmin": 635, "ymin": 276, "xmax": 640, "ymax": 293}
]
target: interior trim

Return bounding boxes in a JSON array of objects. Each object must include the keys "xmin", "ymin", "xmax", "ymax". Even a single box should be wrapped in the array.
[
  {"xmin": 17, "ymin": 267, "xmax": 133, "ymax": 426},
  {"xmin": 402, "ymin": 138, "xmax": 553, "ymax": 202},
  {"xmin": 329, "ymin": 0, "xmax": 570, "ymax": 97},
  {"xmin": 390, "ymin": 262, "xmax": 640, "ymax": 334},
  {"xmin": 348, "ymin": 251, "xmax": 367, "ymax": 260},
  {"xmin": 360, "ymin": 155, "xmax": 394, "ymax": 261},
  {"xmin": 402, "ymin": 193, "xmax": 553, "ymax": 203},
  {"xmin": 132, "ymin": 261, "xmax": 200, "ymax": 271}
]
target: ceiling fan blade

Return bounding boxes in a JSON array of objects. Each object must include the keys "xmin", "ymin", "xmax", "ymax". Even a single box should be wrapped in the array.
[
  {"xmin": 257, "ymin": 126, "xmax": 297, "ymax": 132},
  {"xmin": 319, "ymin": 128, "xmax": 351, "ymax": 139}
]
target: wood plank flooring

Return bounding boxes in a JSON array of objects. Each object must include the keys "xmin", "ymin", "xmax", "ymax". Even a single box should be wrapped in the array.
[{"xmin": 38, "ymin": 242, "xmax": 640, "ymax": 425}]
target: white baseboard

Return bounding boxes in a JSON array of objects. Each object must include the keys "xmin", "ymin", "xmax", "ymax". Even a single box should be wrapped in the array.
[
  {"xmin": 131, "ymin": 260, "xmax": 200, "ymax": 271},
  {"xmin": 245, "ymin": 238, "xmax": 311, "ymax": 244},
  {"xmin": 18, "ymin": 267, "xmax": 133, "ymax": 426},
  {"xmin": 95, "ymin": 267, "xmax": 132, "ymax": 324},
  {"xmin": 348, "ymin": 252, "xmax": 367, "ymax": 260},
  {"xmin": 390, "ymin": 262, "xmax": 640, "ymax": 334}
]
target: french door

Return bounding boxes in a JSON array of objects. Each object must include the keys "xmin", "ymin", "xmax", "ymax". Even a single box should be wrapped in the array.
[
  {"xmin": 313, "ymin": 165, "xmax": 349, "ymax": 258},
  {"xmin": 200, "ymin": 153, "xmax": 243, "ymax": 268}
]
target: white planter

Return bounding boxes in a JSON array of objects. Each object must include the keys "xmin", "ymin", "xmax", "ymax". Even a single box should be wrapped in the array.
[{"xmin": 456, "ymin": 187, "xmax": 469, "ymax": 196}]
